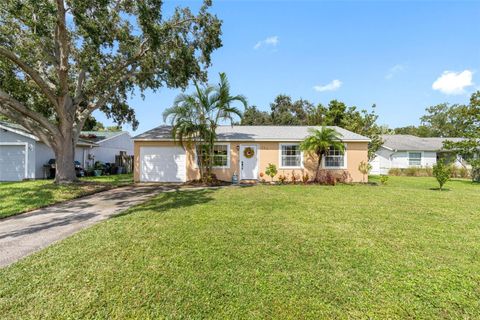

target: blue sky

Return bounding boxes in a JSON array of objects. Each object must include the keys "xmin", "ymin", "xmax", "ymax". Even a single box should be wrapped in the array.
[{"xmin": 93, "ymin": 0, "xmax": 480, "ymax": 134}]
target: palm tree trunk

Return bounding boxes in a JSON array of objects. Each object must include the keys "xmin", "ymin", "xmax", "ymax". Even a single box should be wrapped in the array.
[
  {"xmin": 314, "ymin": 153, "xmax": 323, "ymax": 183},
  {"xmin": 196, "ymin": 144, "xmax": 204, "ymax": 181},
  {"xmin": 207, "ymin": 129, "xmax": 215, "ymax": 182}
]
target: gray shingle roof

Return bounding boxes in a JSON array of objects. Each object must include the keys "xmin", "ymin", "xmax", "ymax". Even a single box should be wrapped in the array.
[
  {"xmin": 381, "ymin": 135, "xmax": 466, "ymax": 151},
  {"xmin": 134, "ymin": 125, "xmax": 370, "ymax": 142},
  {"xmin": 0, "ymin": 120, "xmax": 36, "ymax": 139},
  {"xmin": 0, "ymin": 121, "xmax": 99, "ymax": 146},
  {"xmin": 79, "ymin": 131, "xmax": 126, "ymax": 143}
]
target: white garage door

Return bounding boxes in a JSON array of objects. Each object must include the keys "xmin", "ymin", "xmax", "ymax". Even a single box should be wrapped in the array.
[
  {"xmin": 140, "ymin": 146, "xmax": 186, "ymax": 182},
  {"xmin": 0, "ymin": 144, "xmax": 26, "ymax": 181}
]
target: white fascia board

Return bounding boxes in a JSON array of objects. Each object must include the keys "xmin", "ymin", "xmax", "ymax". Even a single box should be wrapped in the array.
[
  {"xmin": 133, "ymin": 138, "xmax": 371, "ymax": 143},
  {"xmin": 0, "ymin": 124, "xmax": 39, "ymax": 141},
  {"xmin": 95, "ymin": 131, "xmax": 130, "ymax": 144}
]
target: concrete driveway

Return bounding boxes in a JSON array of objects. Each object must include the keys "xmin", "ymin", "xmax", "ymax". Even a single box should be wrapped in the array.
[{"xmin": 0, "ymin": 185, "xmax": 171, "ymax": 268}]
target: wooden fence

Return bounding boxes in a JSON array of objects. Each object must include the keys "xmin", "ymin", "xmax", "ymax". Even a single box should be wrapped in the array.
[{"xmin": 115, "ymin": 151, "xmax": 134, "ymax": 174}]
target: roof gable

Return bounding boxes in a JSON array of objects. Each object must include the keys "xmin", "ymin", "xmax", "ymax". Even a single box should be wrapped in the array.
[
  {"xmin": 0, "ymin": 121, "xmax": 100, "ymax": 146},
  {"xmin": 0, "ymin": 121, "xmax": 39, "ymax": 141}
]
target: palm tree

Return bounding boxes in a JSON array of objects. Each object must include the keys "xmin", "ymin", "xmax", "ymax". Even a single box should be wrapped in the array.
[
  {"xmin": 300, "ymin": 127, "xmax": 344, "ymax": 182},
  {"xmin": 163, "ymin": 73, "xmax": 247, "ymax": 181}
]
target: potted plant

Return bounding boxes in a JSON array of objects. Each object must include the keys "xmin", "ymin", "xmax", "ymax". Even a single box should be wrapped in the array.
[{"xmin": 93, "ymin": 161, "xmax": 104, "ymax": 176}]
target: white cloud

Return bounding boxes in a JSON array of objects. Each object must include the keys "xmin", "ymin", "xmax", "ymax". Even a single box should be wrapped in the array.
[
  {"xmin": 432, "ymin": 70, "xmax": 474, "ymax": 95},
  {"xmin": 385, "ymin": 64, "xmax": 406, "ymax": 80},
  {"xmin": 254, "ymin": 36, "xmax": 279, "ymax": 50},
  {"xmin": 313, "ymin": 79, "xmax": 342, "ymax": 92}
]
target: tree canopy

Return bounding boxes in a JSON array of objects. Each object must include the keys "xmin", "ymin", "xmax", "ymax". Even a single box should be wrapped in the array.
[
  {"xmin": 0, "ymin": 0, "xmax": 222, "ymax": 182},
  {"xmin": 443, "ymin": 91, "xmax": 480, "ymax": 181},
  {"xmin": 394, "ymin": 102, "xmax": 475, "ymax": 138}
]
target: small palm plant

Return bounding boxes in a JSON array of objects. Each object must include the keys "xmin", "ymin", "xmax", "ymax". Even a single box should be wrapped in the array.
[
  {"xmin": 265, "ymin": 163, "xmax": 278, "ymax": 182},
  {"xmin": 358, "ymin": 161, "xmax": 372, "ymax": 183},
  {"xmin": 300, "ymin": 127, "xmax": 344, "ymax": 183}
]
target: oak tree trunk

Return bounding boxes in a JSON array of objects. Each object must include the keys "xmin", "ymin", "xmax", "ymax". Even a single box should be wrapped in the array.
[
  {"xmin": 53, "ymin": 140, "xmax": 77, "ymax": 183},
  {"xmin": 53, "ymin": 116, "xmax": 78, "ymax": 184}
]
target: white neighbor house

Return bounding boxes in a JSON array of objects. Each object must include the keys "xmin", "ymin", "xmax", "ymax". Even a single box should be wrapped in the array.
[
  {"xmin": 0, "ymin": 121, "xmax": 133, "ymax": 181},
  {"xmin": 79, "ymin": 131, "xmax": 134, "ymax": 164},
  {"xmin": 370, "ymin": 134, "xmax": 466, "ymax": 175}
]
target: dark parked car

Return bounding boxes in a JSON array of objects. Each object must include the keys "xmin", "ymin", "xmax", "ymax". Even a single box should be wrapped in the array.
[{"xmin": 45, "ymin": 159, "xmax": 85, "ymax": 179}]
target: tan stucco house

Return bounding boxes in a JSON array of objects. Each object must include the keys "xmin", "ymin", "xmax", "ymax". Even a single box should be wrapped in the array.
[{"xmin": 133, "ymin": 125, "xmax": 370, "ymax": 183}]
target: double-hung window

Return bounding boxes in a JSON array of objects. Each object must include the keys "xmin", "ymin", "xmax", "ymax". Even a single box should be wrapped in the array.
[
  {"xmin": 280, "ymin": 144, "xmax": 302, "ymax": 168},
  {"xmin": 196, "ymin": 144, "xmax": 230, "ymax": 168},
  {"xmin": 325, "ymin": 146, "xmax": 345, "ymax": 168},
  {"xmin": 212, "ymin": 144, "xmax": 229, "ymax": 167},
  {"xmin": 408, "ymin": 152, "xmax": 422, "ymax": 166}
]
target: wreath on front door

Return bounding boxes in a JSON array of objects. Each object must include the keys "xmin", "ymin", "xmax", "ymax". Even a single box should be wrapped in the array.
[{"xmin": 243, "ymin": 147, "xmax": 255, "ymax": 159}]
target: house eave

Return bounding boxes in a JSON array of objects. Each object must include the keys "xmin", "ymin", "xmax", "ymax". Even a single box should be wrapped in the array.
[
  {"xmin": 133, "ymin": 138, "xmax": 371, "ymax": 143},
  {"xmin": 0, "ymin": 123, "xmax": 39, "ymax": 141},
  {"xmin": 81, "ymin": 131, "xmax": 129, "ymax": 144}
]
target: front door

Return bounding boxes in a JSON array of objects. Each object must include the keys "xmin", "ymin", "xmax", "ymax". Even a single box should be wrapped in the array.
[{"xmin": 240, "ymin": 144, "xmax": 258, "ymax": 180}]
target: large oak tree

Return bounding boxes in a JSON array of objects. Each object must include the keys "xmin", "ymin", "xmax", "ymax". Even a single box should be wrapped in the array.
[{"xmin": 0, "ymin": 0, "xmax": 222, "ymax": 183}]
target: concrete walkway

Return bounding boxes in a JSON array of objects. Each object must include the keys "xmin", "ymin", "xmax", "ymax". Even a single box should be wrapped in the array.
[{"xmin": 0, "ymin": 185, "xmax": 171, "ymax": 268}]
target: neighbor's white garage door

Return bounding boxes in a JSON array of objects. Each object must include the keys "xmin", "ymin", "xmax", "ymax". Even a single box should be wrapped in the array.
[
  {"xmin": 140, "ymin": 146, "xmax": 186, "ymax": 182},
  {"xmin": 0, "ymin": 144, "xmax": 26, "ymax": 181}
]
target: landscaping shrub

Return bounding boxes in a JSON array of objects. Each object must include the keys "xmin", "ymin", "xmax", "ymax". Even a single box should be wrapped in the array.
[
  {"xmin": 301, "ymin": 173, "xmax": 310, "ymax": 184},
  {"xmin": 450, "ymin": 166, "xmax": 471, "ymax": 179},
  {"xmin": 338, "ymin": 171, "xmax": 352, "ymax": 184},
  {"xmin": 317, "ymin": 170, "xmax": 336, "ymax": 186},
  {"xmin": 290, "ymin": 171, "xmax": 299, "ymax": 184},
  {"xmin": 358, "ymin": 161, "xmax": 371, "ymax": 183},
  {"xmin": 425, "ymin": 166, "xmax": 433, "ymax": 177},
  {"xmin": 405, "ymin": 167, "xmax": 421, "ymax": 177},
  {"xmin": 314, "ymin": 170, "xmax": 350, "ymax": 185},
  {"xmin": 389, "ymin": 166, "xmax": 471, "ymax": 179},
  {"xmin": 278, "ymin": 174, "xmax": 287, "ymax": 184},
  {"xmin": 380, "ymin": 175, "xmax": 389, "ymax": 185},
  {"xmin": 433, "ymin": 161, "xmax": 452, "ymax": 190},
  {"xmin": 265, "ymin": 163, "xmax": 277, "ymax": 182},
  {"xmin": 473, "ymin": 167, "xmax": 480, "ymax": 182},
  {"xmin": 458, "ymin": 167, "xmax": 471, "ymax": 179},
  {"xmin": 388, "ymin": 168, "xmax": 402, "ymax": 176},
  {"xmin": 388, "ymin": 167, "xmax": 433, "ymax": 177}
]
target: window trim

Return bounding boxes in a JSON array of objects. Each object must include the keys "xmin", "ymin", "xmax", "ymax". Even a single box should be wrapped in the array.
[
  {"xmin": 408, "ymin": 151, "xmax": 423, "ymax": 167},
  {"xmin": 278, "ymin": 143, "xmax": 304, "ymax": 169},
  {"xmin": 194, "ymin": 143, "xmax": 231, "ymax": 169},
  {"xmin": 323, "ymin": 144, "xmax": 348, "ymax": 169}
]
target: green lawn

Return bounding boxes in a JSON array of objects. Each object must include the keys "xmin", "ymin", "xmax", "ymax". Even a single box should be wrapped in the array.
[
  {"xmin": 0, "ymin": 177, "xmax": 479, "ymax": 318},
  {"xmin": 0, "ymin": 174, "xmax": 132, "ymax": 219}
]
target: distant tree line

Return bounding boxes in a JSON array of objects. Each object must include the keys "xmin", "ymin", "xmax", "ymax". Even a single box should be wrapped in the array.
[{"xmin": 393, "ymin": 101, "xmax": 478, "ymax": 138}]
